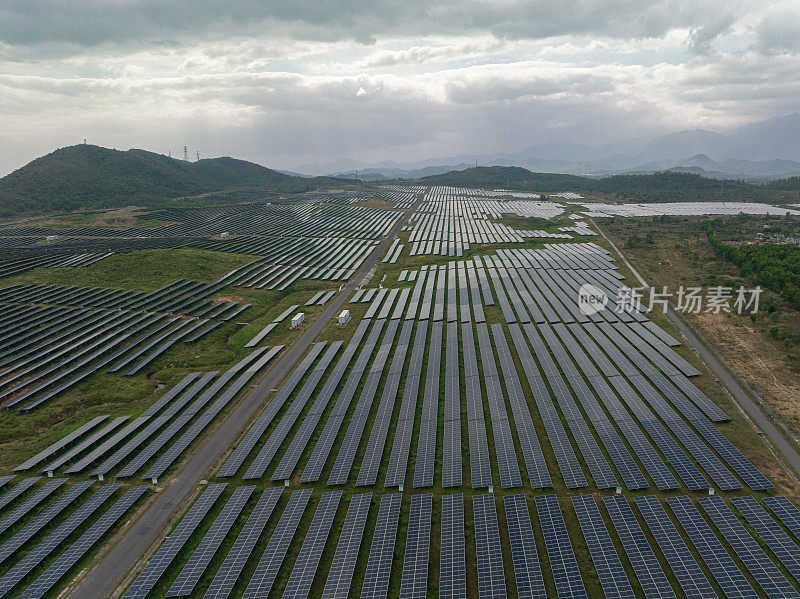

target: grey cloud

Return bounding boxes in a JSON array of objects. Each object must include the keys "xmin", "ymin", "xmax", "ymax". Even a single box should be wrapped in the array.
[{"xmin": 0, "ymin": 0, "xmax": 743, "ymax": 56}]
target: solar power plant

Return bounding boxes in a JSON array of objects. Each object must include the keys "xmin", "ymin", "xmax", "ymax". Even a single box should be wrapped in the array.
[
  {"xmin": 399, "ymin": 493, "xmax": 432, "ymax": 599},
  {"xmin": 202, "ymin": 487, "xmax": 283, "ymax": 599},
  {"xmin": 440, "ymin": 494, "xmax": 466, "ymax": 599},
  {"xmin": 504, "ymin": 495, "xmax": 547, "ymax": 599},
  {"xmin": 4, "ymin": 185, "xmax": 796, "ymax": 599},
  {"xmin": 667, "ymin": 496, "xmax": 758, "ymax": 599},
  {"xmin": 122, "ymin": 483, "xmax": 226, "ymax": 599},
  {"xmin": 167, "ymin": 486, "xmax": 255, "ymax": 597},
  {"xmin": 243, "ymin": 488, "xmax": 312, "ymax": 598},
  {"xmin": 535, "ymin": 494, "xmax": 587, "ymax": 599},
  {"xmin": 282, "ymin": 491, "xmax": 342, "ymax": 599},
  {"xmin": 472, "ymin": 494, "xmax": 506, "ymax": 599},
  {"xmin": 322, "ymin": 493, "xmax": 371, "ymax": 599},
  {"xmin": 633, "ymin": 496, "xmax": 717, "ymax": 599},
  {"xmin": 19, "ymin": 485, "xmax": 148, "ymax": 599},
  {"xmin": 571, "ymin": 495, "xmax": 634, "ymax": 599},
  {"xmin": 603, "ymin": 495, "xmax": 676, "ymax": 599},
  {"xmin": 361, "ymin": 493, "xmax": 402, "ymax": 599},
  {"xmin": 699, "ymin": 496, "xmax": 800, "ymax": 598}
]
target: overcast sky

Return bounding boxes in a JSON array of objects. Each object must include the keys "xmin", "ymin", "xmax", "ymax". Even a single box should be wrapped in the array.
[{"xmin": 1, "ymin": 1, "xmax": 799, "ymax": 175}]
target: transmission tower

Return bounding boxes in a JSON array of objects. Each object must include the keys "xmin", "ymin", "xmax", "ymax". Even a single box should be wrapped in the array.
[
  {"xmin": 183, "ymin": 146, "xmax": 188, "ymax": 161},
  {"xmin": 196, "ymin": 151, "xmax": 200, "ymax": 161}
]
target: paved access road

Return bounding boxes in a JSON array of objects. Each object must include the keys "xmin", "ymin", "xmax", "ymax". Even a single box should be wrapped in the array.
[{"xmin": 70, "ymin": 189, "xmax": 428, "ymax": 599}]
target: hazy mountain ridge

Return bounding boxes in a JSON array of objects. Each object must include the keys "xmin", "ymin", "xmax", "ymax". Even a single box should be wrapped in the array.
[{"xmin": 297, "ymin": 114, "xmax": 800, "ymax": 180}]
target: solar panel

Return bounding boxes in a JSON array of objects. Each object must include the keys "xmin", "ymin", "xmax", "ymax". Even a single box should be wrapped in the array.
[
  {"xmin": 442, "ymin": 322, "xmax": 462, "ymax": 488},
  {"xmin": 14, "ymin": 416, "xmax": 109, "ymax": 472},
  {"xmin": 0, "ymin": 480, "xmax": 94, "ymax": 567},
  {"xmin": 143, "ymin": 345, "xmax": 283, "ymax": 480},
  {"xmin": 475, "ymin": 323, "xmax": 521, "ymax": 489},
  {"xmin": 361, "ymin": 493, "xmax": 401, "ymax": 599},
  {"xmin": 66, "ymin": 373, "xmax": 202, "ymax": 474},
  {"xmin": 283, "ymin": 491, "xmax": 342, "ymax": 599},
  {"xmin": 571, "ymin": 495, "xmax": 633, "ymax": 599},
  {"xmin": 328, "ymin": 319, "xmax": 399, "ymax": 485},
  {"xmin": 20, "ymin": 485, "xmax": 148, "ymax": 599},
  {"xmin": 122, "ymin": 483, "xmax": 226, "ymax": 599},
  {"xmin": 473, "ymin": 494, "xmax": 506, "ymax": 599},
  {"xmin": 764, "ymin": 496, "xmax": 800, "ymax": 541},
  {"xmin": 507, "ymin": 324, "xmax": 585, "ymax": 489},
  {"xmin": 633, "ymin": 496, "xmax": 716, "ymax": 599},
  {"xmin": 202, "ymin": 487, "xmax": 283, "ymax": 599},
  {"xmin": 523, "ymin": 324, "xmax": 617, "ymax": 490},
  {"xmin": 0, "ymin": 477, "xmax": 40, "ymax": 513},
  {"xmin": 93, "ymin": 371, "xmax": 218, "ymax": 476},
  {"xmin": 272, "ymin": 319, "xmax": 370, "ymax": 481},
  {"xmin": 462, "ymin": 323, "xmax": 492, "ymax": 489},
  {"xmin": 732, "ymin": 496, "xmax": 800, "ymax": 585},
  {"xmin": 534, "ymin": 494, "xmax": 587, "ymax": 599},
  {"xmin": 167, "ymin": 486, "xmax": 254, "ymax": 597},
  {"xmin": 399, "ymin": 494, "xmax": 432, "ymax": 599},
  {"xmin": 414, "ymin": 321, "xmax": 442, "ymax": 488},
  {"xmin": 0, "ymin": 478, "xmax": 65, "ymax": 537},
  {"xmin": 666, "ymin": 496, "xmax": 756, "ymax": 599},
  {"xmin": 0, "ymin": 477, "xmax": 13, "ymax": 491},
  {"xmin": 385, "ymin": 321, "xmax": 427, "ymax": 488},
  {"xmin": 504, "ymin": 495, "xmax": 546, "ymax": 599},
  {"xmin": 699, "ymin": 496, "xmax": 799, "ymax": 599},
  {"xmin": 440, "ymin": 494, "xmax": 466, "ymax": 599},
  {"xmin": 491, "ymin": 325, "xmax": 551, "ymax": 489},
  {"xmin": 41, "ymin": 416, "xmax": 130, "ymax": 474},
  {"xmin": 359, "ymin": 322, "xmax": 414, "ymax": 486},
  {"xmin": 0, "ymin": 483, "xmax": 120, "ymax": 597},
  {"xmin": 243, "ymin": 488, "xmax": 311, "ymax": 598},
  {"xmin": 323, "ymin": 493, "xmax": 371, "ymax": 599},
  {"xmin": 300, "ymin": 319, "xmax": 385, "ymax": 483},
  {"xmin": 603, "ymin": 495, "xmax": 675, "ymax": 598},
  {"xmin": 222, "ymin": 342, "xmax": 327, "ymax": 477}
]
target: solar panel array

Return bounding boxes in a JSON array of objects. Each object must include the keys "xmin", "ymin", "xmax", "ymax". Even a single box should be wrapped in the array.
[{"xmin": 5, "ymin": 185, "xmax": 792, "ymax": 599}]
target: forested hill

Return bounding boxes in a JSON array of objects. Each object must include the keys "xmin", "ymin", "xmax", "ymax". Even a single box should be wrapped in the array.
[
  {"xmin": 0, "ymin": 145, "xmax": 342, "ymax": 217},
  {"xmin": 416, "ymin": 166, "xmax": 800, "ymax": 203}
]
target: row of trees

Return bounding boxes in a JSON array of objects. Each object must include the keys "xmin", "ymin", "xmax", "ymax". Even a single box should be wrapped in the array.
[{"xmin": 703, "ymin": 220, "xmax": 800, "ymax": 310}]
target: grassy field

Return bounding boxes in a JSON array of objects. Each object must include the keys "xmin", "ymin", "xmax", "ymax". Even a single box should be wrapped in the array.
[{"xmin": 4, "ymin": 248, "xmax": 255, "ymax": 291}]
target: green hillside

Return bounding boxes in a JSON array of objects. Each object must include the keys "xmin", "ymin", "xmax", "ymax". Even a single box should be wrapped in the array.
[
  {"xmin": 417, "ymin": 166, "xmax": 800, "ymax": 204},
  {"xmin": 0, "ymin": 145, "xmax": 341, "ymax": 217}
]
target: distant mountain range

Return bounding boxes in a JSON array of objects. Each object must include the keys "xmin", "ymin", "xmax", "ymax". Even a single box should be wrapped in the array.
[
  {"xmin": 295, "ymin": 113, "xmax": 800, "ymax": 181},
  {"xmin": 0, "ymin": 144, "xmax": 343, "ymax": 218}
]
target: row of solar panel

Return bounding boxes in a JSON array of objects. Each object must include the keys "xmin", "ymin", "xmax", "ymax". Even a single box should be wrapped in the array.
[
  {"xmin": 0, "ymin": 478, "xmax": 148, "ymax": 598},
  {"xmin": 11, "ymin": 347, "xmax": 281, "ymax": 479},
  {"xmin": 216, "ymin": 301, "xmax": 768, "ymax": 493},
  {"xmin": 114, "ymin": 485, "xmax": 800, "ymax": 599}
]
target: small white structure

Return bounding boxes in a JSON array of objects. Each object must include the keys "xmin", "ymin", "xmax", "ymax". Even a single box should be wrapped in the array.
[
  {"xmin": 220, "ymin": 232, "xmax": 231, "ymax": 238},
  {"xmin": 291, "ymin": 312, "xmax": 305, "ymax": 329},
  {"xmin": 45, "ymin": 235, "xmax": 59, "ymax": 241},
  {"xmin": 338, "ymin": 310, "xmax": 351, "ymax": 325}
]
